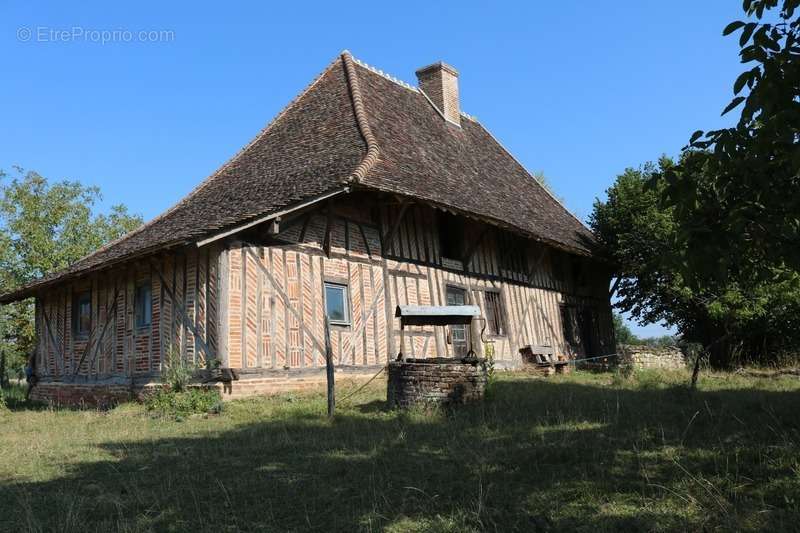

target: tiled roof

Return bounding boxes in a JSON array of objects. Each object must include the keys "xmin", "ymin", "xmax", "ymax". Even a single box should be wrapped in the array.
[{"xmin": 1, "ymin": 52, "xmax": 596, "ymax": 303}]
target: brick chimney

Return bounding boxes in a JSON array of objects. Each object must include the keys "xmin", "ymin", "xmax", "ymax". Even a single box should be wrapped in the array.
[{"xmin": 416, "ymin": 61, "xmax": 460, "ymax": 126}]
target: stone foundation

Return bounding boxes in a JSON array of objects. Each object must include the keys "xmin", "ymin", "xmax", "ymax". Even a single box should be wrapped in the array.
[
  {"xmin": 387, "ymin": 358, "xmax": 488, "ymax": 408},
  {"xmin": 618, "ymin": 345, "xmax": 686, "ymax": 371}
]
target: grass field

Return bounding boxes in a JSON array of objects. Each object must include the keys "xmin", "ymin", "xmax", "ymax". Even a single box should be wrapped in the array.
[{"xmin": 0, "ymin": 369, "xmax": 799, "ymax": 532}]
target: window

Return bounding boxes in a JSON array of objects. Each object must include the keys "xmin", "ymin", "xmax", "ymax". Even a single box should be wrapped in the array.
[
  {"xmin": 135, "ymin": 282, "xmax": 152, "ymax": 329},
  {"xmin": 324, "ymin": 282, "xmax": 350, "ymax": 325},
  {"xmin": 484, "ymin": 291, "xmax": 506, "ymax": 336},
  {"xmin": 72, "ymin": 291, "xmax": 91, "ymax": 337},
  {"xmin": 437, "ymin": 211, "xmax": 464, "ymax": 260},
  {"xmin": 446, "ymin": 286, "xmax": 469, "ymax": 356}
]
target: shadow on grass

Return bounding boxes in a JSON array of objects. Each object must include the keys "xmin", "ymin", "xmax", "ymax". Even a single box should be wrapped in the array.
[
  {"xmin": 1, "ymin": 376, "xmax": 799, "ymax": 532},
  {"xmin": 1, "ymin": 384, "xmax": 52, "ymax": 412}
]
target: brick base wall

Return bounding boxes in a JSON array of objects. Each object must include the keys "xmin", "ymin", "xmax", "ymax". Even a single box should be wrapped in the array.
[
  {"xmin": 30, "ymin": 368, "xmax": 384, "ymax": 407},
  {"xmin": 29, "ymin": 382, "xmax": 159, "ymax": 408},
  {"xmin": 387, "ymin": 358, "xmax": 488, "ymax": 408},
  {"xmin": 209, "ymin": 367, "xmax": 382, "ymax": 400}
]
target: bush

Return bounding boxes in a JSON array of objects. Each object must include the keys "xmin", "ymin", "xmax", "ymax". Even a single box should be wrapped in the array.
[
  {"xmin": 161, "ymin": 347, "xmax": 195, "ymax": 392},
  {"xmin": 145, "ymin": 387, "xmax": 222, "ymax": 419}
]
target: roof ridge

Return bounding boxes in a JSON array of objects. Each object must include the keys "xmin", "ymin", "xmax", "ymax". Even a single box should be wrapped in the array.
[
  {"xmin": 349, "ymin": 54, "xmax": 479, "ymax": 125},
  {"xmin": 31, "ymin": 55, "xmax": 347, "ymax": 279},
  {"xmin": 349, "ymin": 55, "xmax": 418, "ymax": 92},
  {"xmin": 341, "ymin": 51, "xmax": 380, "ymax": 184}
]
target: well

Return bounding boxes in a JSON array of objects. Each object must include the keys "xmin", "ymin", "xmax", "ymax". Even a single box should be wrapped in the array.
[
  {"xmin": 387, "ymin": 357, "xmax": 488, "ymax": 408},
  {"xmin": 388, "ymin": 305, "xmax": 489, "ymax": 408}
]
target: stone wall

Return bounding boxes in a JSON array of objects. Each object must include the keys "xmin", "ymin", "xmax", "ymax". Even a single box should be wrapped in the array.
[
  {"xmin": 387, "ymin": 358, "xmax": 488, "ymax": 408},
  {"xmin": 618, "ymin": 345, "xmax": 686, "ymax": 371}
]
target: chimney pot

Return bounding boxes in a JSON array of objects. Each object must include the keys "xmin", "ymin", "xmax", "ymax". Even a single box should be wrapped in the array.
[{"xmin": 416, "ymin": 61, "xmax": 460, "ymax": 126}]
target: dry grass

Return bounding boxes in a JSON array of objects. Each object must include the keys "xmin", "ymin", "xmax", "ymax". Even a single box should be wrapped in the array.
[{"xmin": 0, "ymin": 369, "xmax": 798, "ymax": 532}]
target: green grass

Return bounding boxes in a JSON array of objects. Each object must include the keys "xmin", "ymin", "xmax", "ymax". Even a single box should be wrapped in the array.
[{"xmin": 0, "ymin": 369, "xmax": 799, "ymax": 532}]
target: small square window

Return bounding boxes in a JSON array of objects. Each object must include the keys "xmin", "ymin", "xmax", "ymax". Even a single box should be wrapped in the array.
[
  {"xmin": 324, "ymin": 282, "xmax": 350, "ymax": 325},
  {"xmin": 72, "ymin": 291, "xmax": 92, "ymax": 337},
  {"xmin": 135, "ymin": 282, "xmax": 152, "ymax": 329}
]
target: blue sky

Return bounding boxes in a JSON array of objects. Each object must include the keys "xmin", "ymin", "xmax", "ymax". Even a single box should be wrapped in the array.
[{"xmin": 0, "ymin": 1, "xmax": 746, "ymax": 337}]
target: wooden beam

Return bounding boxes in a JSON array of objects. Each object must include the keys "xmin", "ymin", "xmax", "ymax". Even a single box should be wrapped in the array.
[
  {"xmin": 218, "ymin": 248, "xmax": 230, "ymax": 367},
  {"xmin": 324, "ymin": 316, "xmax": 335, "ymax": 418},
  {"xmin": 74, "ymin": 282, "xmax": 115, "ymax": 376},
  {"xmin": 268, "ymin": 217, "xmax": 281, "ymax": 235},
  {"xmin": 241, "ymin": 246, "xmax": 248, "ymax": 368},
  {"xmin": 242, "ymin": 245, "xmax": 327, "ymax": 357},
  {"xmin": 322, "ymin": 203, "xmax": 334, "ymax": 257},
  {"xmin": 357, "ymin": 222, "xmax": 373, "ymax": 260},
  {"xmin": 525, "ymin": 246, "xmax": 549, "ymax": 285},
  {"xmin": 196, "ymin": 187, "xmax": 349, "ymax": 247},
  {"xmin": 41, "ymin": 305, "xmax": 64, "ymax": 376},
  {"xmin": 462, "ymin": 226, "xmax": 491, "ymax": 270},
  {"xmin": 82, "ymin": 286, "xmax": 122, "ymax": 377},
  {"xmin": 348, "ymin": 268, "xmax": 384, "ymax": 363},
  {"xmin": 509, "ymin": 247, "xmax": 555, "ymax": 352},
  {"xmin": 150, "ymin": 259, "xmax": 215, "ymax": 361},
  {"xmin": 298, "ymin": 213, "xmax": 312, "ymax": 244},
  {"xmin": 381, "ymin": 201, "xmax": 411, "ymax": 253}
]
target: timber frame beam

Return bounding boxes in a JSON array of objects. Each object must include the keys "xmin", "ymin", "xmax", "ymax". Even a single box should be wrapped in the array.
[
  {"xmin": 381, "ymin": 200, "xmax": 412, "ymax": 252},
  {"xmin": 196, "ymin": 187, "xmax": 350, "ymax": 248},
  {"xmin": 150, "ymin": 258, "xmax": 215, "ymax": 361},
  {"xmin": 462, "ymin": 226, "xmax": 491, "ymax": 270}
]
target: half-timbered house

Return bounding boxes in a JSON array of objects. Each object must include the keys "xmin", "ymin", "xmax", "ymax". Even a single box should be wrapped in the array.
[{"xmin": 0, "ymin": 52, "xmax": 615, "ymax": 404}]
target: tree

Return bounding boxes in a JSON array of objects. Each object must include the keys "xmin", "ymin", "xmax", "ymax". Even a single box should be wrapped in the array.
[
  {"xmin": 591, "ymin": 157, "xmax": 800, "ymax": 370},
  {"xmin": 612, "ymin": 313, "xmax": 639, "ymax": 345},
  {"xmin": 0, "ymin": 167, "xmax": 142, "ymax": 381},
  {"xmin": 674, "ymin": 0, "xmax": 800, "ymax": 280}
]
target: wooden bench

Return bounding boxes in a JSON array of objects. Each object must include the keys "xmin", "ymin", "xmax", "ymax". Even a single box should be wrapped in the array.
[{"xmin": 519, "ymin": 345, "xmax": 569, "ymax": 376}]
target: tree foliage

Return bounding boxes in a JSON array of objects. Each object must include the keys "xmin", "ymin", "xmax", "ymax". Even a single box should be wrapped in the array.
[
  {"xmin": 612, "ymin": 313, "xmax": 677, "ymax": 348},
  {"xmin": 595, "ymin": 1, "xmax": 800, "ymax": 369},
  {"xmin": 612, "ymin": 314, "xmax": 638, "ymax": 345},
  {"xmin": 674, "ymin": 0, "xmax": 800, "ymax": 279},
  {"xmin": 592, "ymin": 158, "xmax": 800, "ymax": 368},
  {"xmin": 0, "ymin": 167, "xmax": 142, "ymax": 377}
]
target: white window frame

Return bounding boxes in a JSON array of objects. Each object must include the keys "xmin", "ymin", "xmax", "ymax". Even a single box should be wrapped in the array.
[{"xmin": 324, "ymin": 282, "xmax": 351, "ymax": 326}]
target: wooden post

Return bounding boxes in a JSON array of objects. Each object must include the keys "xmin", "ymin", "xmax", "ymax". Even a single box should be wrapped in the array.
[
  {"xmin": 323, "ymin": 203, "xmax": 334, "ymax": 257},
  {"xmin": 324, "ymin": 316, "xmax": 335, "ymax": 418},
  {"xmin": 398, "ymin": 323, "xmax": 405, "ymax": 361},
  {"xmin": 609, "ymin": 277, "xmax": 621, "ymax": 299}
]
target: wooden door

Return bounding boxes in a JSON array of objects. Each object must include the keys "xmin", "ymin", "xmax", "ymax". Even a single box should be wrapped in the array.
[{"xmin": 579, "ymin": 307, "xmax": 598, "ymax": 357}]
